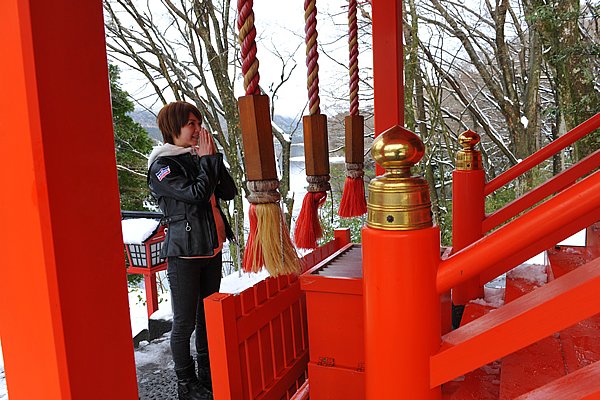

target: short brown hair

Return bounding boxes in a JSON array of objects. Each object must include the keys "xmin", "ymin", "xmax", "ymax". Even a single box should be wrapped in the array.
[{"xmin": 157, "ymin": 101, "xmax": 203, "ymax": 144}]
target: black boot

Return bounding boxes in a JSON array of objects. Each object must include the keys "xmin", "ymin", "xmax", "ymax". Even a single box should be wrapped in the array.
[
  {"xmin": 175, "ymin": 361, "xmax": 213, "ymax": 400},
  {"xmin": 197, "ymin": 352, "xmax": 213, "ymax": 392}
]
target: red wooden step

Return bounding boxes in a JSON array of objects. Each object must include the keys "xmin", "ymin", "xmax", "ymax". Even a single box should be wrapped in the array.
[
  {"xmin": 514, "ymin": 360, "xmax": 600, "ymax": 400},
  {"xmin": 442, "ymin": 302, "xmax": 501, "ymax": 399},
  {"xmin": 560, "ymin": 314, "xmax": 600, "ymax": 374},
  {"xmin": 498, "ymin": 262, "xmax": 567, "ymax": 399},
  {"xmin": 548, "ymin": 246, "xmax": 600, "ymax": 375},
  {"xmin": 499, "ymin": 334, "xmax": 565, "ymax": 399},
  {"xmin": 548, "ymin": 245, "xmax": 593, "ymax": 279}
]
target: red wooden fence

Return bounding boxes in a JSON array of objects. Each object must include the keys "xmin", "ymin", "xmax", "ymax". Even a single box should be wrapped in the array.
[{"xmin": 205, "ymin": 229, "xmax": 351, "ymax": 399}]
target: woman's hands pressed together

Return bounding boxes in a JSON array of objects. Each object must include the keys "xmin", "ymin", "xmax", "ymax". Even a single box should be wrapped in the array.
[{"xmin": 195, "ymin": 127, "xmax": 216, "ymax": 156}]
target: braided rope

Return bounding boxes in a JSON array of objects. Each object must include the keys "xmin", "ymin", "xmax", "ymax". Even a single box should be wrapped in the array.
[
  {"xmin": 307, "ymin": 175, "xmax": 331, "ymax": 192},
  {"xmin": 304, "ymin": 0, "xmax": 321, "ymax": 115},
  {"xmin": 345, "ymin": 162, "xmax": 364, "ymax": 179},
  {"xmin": 348, "ymin": 0, "xmax": 359, "ymax": 115},
  {"xmin": 237, "ymin": 0, "xmax": 260, "ymax": 95},
  {"xmin": 247, "ymin": 180, "xmax": 281, "ymax": 203}
]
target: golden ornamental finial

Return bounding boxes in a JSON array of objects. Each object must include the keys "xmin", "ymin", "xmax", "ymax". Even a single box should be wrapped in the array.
[
  {"xmin": 456, "ymin": 129, "xmax": 482, "ymax": 170},
  {"xmin": 371, "ymin": 126, "xmax": 425, "ymax": 175},
  {"xmin": 458, "ymin": 129, "xmax": 480, "ymax": 150},
  {"xmin": 367, "ymin": 125, "xmax": 432, "ymax": 231}
]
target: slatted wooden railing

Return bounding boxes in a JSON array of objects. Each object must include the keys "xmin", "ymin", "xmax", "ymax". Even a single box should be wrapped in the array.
[{"xmin": 205, "ymin": 229, "xmax": 351, "ymax": 400}]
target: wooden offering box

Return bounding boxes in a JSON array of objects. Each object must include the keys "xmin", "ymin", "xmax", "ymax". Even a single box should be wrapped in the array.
[{"xmin": 300, "ymin": 244, "xmax": 365, "ymax": 400}]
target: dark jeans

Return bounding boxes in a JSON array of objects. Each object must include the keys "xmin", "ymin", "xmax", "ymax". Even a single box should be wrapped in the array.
[{"xmin": 167, "ymin": 253, "xmax": 222, "ymax": 370}]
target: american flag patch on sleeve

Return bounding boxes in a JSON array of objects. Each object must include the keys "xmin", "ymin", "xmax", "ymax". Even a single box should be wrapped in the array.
[{"xmin": 156, "ymin": 166, "xmax": 171, "ymax": 181}]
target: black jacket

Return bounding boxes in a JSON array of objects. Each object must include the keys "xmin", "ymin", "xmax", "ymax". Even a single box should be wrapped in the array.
[{"xmin": 148, "ymin": 152, "xmax": 237, "ymax": 258}]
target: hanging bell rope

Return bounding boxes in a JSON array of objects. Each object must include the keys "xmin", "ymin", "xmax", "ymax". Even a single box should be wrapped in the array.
[
  {"xmin": 237, "ymin": 0, "xmax": 301, "ymax": 276},
  {"xmin": 338, "ymin": 0, "xmax": 367, "ymax": 218},
  {"xmin": 294, "ymin": 0, "xmax": 331, "ymax": 250},
  {"xmin": 238, "ymin": 0, "xmax": 260, "ymax": 96}
]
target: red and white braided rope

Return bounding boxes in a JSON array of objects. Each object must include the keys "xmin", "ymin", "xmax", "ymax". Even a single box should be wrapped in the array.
[
  {"xmin": 348, "ymin": 0, "xmax": 359, "ymax": 115},
  {"xmin": 237, "ymin": 0, "xmax": 260, "ymax": 95},
  {"xmin": 304, "ymin": 0, "xmax": 321, "ymax": 115}
]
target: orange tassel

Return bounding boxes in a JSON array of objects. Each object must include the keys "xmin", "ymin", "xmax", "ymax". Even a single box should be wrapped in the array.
[
  {"xmin": 242, "ymin": 204, "xmax": 263, "ymax": 272},
  {"xmin": 294, "ymin": 191, "xmax": 327, "ymax": 249},
  {"xmin": 338, "ymin": 176, "xmax": 367, "ymax": 217},
  {"xmin": 243, "ymin": 203, "xmax": 302, "ymax": 275}
]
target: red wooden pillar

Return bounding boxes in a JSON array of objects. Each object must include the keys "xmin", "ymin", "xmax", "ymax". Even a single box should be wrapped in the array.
[
  {"xmin": 145, "ymin": 273, "xmax": 160, "ymax": 318},
  {"xmin": 372, "ymin": 0, "xmax": 404, "ymax": 176},
  {"xmin": 451, "ymin": 131, "xmax": 485, "ymax": 305},
  {"xmin": 363, "ymin": 227, "xmax": 441, "ymax": 399},
  {"xmin": 363, "ymin": 127, "xmax": 441, "ymax": 399},
  {"xmin": 0, "ymin": 1, "xmax": 138, "ymax": 399}
]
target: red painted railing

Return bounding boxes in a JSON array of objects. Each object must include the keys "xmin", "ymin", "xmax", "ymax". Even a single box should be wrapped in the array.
[
  {"xmin": 433, "ymin": 113, "xmax": 600, "ymax": 394},
  {"xmin": 439, "ymin": 169, "xmax": 600, "ymax": 293},
  {"xmin": 452, "ymin": 113, "xmax": 600, "ymax": 301},
  {"xmin": 483, "ymin": 149, "xmax": 600, "ymax": 233},
  {"xmin": 484, "ymin": 113, "xmax": 600, "ymax": 196},
  {"xmin": 205, "ymin": 230, "xmax": 351, "ymax": 400},
  {"xmin": 432, "ymin": 256, "xmax": 600, "ymax": 387}
]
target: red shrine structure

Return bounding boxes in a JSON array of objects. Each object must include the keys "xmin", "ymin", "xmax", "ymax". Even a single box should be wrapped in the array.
[{"xmin": 2, "ymin": 1, "xmax": 600, "ymax": 399}]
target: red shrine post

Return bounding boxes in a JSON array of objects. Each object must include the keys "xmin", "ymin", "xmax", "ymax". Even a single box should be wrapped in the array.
[
  {"xmin": 363, "ymin": 126, "xmax": 441, "ymax": 399},
  {"xmin": 0, "ymin": 1, "xmax": 138, "ymax": 399},
  {"xmin": 367, "ymin": 1, "xmax": 440, "ymax": 398},
  {"xmin": 451, "ymin": 131, "xmax": 485, "ymax": 304}
]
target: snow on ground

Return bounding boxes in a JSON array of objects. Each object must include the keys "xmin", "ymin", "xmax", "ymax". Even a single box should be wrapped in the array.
[
  {"xmin": 131, "ymin": 268, "xmax": 270, "ymax": 371},
  {"xmin": 507, "ymin": 263, "xmax": 547, "ymax": 286},
  {"xmin": 485, "ymin": 273, "xmax": 506, "ymax": 289},
  {"xmin": 471, "ymin": 285, "xmax": 506, "ymax": 308},
  {"xmin": 129, "ymin": 288, "xmax": 172, "ymax": 337},
  {"xmin": 558, "ymin": 229, "xmax": 586, "ymax": 246},
  {"xmin": 134, "ymin": 334, "xmax": 173, "ymax": 368}
]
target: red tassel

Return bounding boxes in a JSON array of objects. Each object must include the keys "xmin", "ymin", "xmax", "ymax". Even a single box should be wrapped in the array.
[
  {"xmin": 294, "ymin": 191, "xmax": 327, "ymax": 249},
  {"xmin": 242, "ymin": 204, "xmax": 264, "ymax": 272},
  {"xmin": 338, "ymin": 176, "xmax": 367, "ymax": 217}
]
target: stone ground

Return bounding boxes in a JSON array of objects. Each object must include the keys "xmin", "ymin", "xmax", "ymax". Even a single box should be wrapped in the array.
[
  {"xmin": 135, "ymin": 329, "xmax": 214, "ymax": 400},
  {"xmin": 135, "ymin": 319, "xmax": 180, "ymax": 399},
  {"xmin": 135, "ymin": 333, "xmax": 179, "ymax": 400},
  {"xmin": 137, "ymin": 363, "xmax": 178, "ymax": 400},
  {"xmin": 135, "ymin": 335, "xmax": 177, "ymax": 400}
]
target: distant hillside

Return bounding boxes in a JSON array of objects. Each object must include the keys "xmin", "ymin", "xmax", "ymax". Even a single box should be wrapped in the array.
[
  {"xmin": 129, "ymin": 109, "xmax": 161, "ymax": 143},
  {"xmin": 273, "ymin": 114, "xmax": 304, "ymax": 144}
]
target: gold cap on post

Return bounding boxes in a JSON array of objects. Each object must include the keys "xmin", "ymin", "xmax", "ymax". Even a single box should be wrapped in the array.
[
  {"xmin": 456, "ymin": 130, "xmax": 482, "ymax": 170},
  {"xmin": 367, "ymin": 125, "xmax": 432, "ymax": 230}
]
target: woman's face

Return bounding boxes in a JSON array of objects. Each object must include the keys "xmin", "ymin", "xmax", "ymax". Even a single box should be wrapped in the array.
[{"xmin": 173, "ymin": 112, "xmax": 201, "ymax": 147}]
